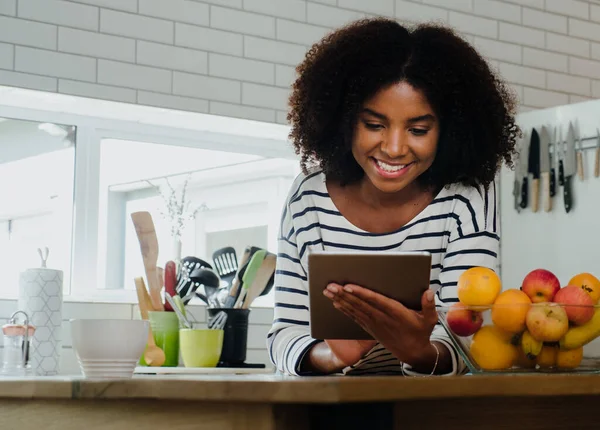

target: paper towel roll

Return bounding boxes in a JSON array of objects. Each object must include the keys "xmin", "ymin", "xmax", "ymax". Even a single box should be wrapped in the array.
[{"xmin": 18, "ymin": 268, "xmax": 63, "ymax": 376}]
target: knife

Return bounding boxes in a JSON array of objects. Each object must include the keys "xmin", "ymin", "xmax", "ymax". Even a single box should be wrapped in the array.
[
  {"xmin": 513, "ymin": 131, "xmax": 527, "ymax": 212},
  {"xmin": 576, "ymin": 123, "xmax": 584, "ymax": 181},
  {"xmin": 549, "ymin": 128, "xmax": 556, "ymax": 197},
  {"xmin": 557, "ymin": 125, "xmax": 565, "ymax": 186},
  {"xmin": 528, "ymin": 128, "xmax": 541, "ymax": 212},
  {"xmin": 540, "ymin": 126, "xmax": 552, "ymax": 212},
  {"xmin": 519, "ymin": 130, "xmax": 529, "ymax": 209},
  {"xmin": 595, "ymin": 128, "xmax": 600, "ymax": 178},
  {"xmin": 564, "ymin": 122, "xmax": 577, "ymax": 213}
]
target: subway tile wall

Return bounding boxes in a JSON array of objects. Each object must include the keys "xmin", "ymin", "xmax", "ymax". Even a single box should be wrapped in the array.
[
  {"xmin": 0, "ymin": 300, "xmax": 274, "ymax": 375},
  {"xmin": 0, "ymin": 0, "xmax": 598, "ymax": 117}
]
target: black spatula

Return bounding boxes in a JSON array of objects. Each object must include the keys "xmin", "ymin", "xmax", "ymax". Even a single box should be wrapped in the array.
[{"xmin": 212, "ymin": 246, "xmax": 238, "ymax": 288}]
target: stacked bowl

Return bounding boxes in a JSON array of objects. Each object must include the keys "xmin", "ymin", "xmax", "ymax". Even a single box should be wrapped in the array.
[{"xmin": 70, "ymin": 319, "xmax": 149, "ymax": 379}]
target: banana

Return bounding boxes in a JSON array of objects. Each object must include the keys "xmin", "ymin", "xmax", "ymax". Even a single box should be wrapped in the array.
[
  {"xmin": 559, "ymin": 308, "xmax": 600, "ymax": 350},
  {"xmin": 521, "ymin": 330, "xmax": 543, "ymax": 359}
]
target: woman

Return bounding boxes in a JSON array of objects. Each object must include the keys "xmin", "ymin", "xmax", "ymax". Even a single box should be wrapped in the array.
[{"xmin": 268, "ymin": 18, "xmax": 518, "ymax": 376}]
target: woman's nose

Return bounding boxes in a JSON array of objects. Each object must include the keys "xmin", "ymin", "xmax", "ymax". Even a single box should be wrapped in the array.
[{"xmin": 381, "ymin": 130, "xmax": 408, "ymax": 158}]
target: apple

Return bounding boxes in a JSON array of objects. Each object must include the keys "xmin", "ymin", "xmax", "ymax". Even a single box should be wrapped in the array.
[
  {"xmin": 446, "ymin": 303, "xmax": 483, "ymax": 336},
  {"xmin": 521, "ymin": 269, "xmax": 561, "ymax": 303},
  {"xmin": 553, "ymin": 285, "xmax": 595, "ymax": 325},
  {"xmin": 525, "ymin": 302, "xmax": 569, "ymax": 342}
]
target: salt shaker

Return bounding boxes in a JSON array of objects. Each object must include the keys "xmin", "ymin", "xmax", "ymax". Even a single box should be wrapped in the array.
[{"xmin": 2, "ymin": 311, "xmax": 35, "ymax": 377}]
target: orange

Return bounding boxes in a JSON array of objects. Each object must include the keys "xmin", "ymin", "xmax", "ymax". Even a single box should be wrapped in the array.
[
  {"xmin": 568, "ymin": 273, "xmax": 600, "ymax": 303},
  {"xmin": 536, "ymin": 345, "xmax": 558, "ymax": 368},
  {"xmin": 556, "ymin": 346, "xmax": 583, "ymax": 369},
  {"xmin": 470, "ymin": 325, "xmax": 519, "ymax": 370},
  {"xmin": 457, "ymin": 267, "xmax": 502, "ymax": 306},
  {"xmin": 491, "ymin": 289, "xmax": 532, "ymax": 333}
]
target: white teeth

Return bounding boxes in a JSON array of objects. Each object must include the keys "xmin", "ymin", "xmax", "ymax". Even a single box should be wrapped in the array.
[{"xmin": 376, "ymin": 159, "xmax": 406, "ymax": 172}]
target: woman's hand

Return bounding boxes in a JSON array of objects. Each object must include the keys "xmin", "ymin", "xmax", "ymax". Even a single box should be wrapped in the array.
[{"xmin": 323, "ymin": 283, "xmax": 439, "ymax": 368}]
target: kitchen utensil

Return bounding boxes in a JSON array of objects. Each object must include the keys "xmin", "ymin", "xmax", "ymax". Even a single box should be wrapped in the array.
[
  {"xmin": 208, "ymin": 310, "xmax": 228, "ymax": 330},
  {"xmin": 519, "ymin": 130, "xmax": 530, "ymax": 209},
  {"xmin": 595, "ymin": 128, "xmax": 600, "ymax": 178},
  {"xmin": 134, "ymin": 277, "xmax": 166, "ymax": 367},
  {"xmin": 540, "ymin": 126, "xmax": 552, "ymax": 212},
  {"xmin": 130, "ymin": 212, "xmax": 164, "ymax": 311},
  {"xmin": 242, "ymin": 254, "xmax": 277, "ymax": 309},
  {"xmin": 206, "ymin": 308, "xmax": 250, "ymax": 365},
  {"xmin": 180, "ymin": 326, "xmax": 224, "ymax": 367},
  {"xmin": 550, "ymin": 128, "xmax": 556, "ymax": 197},
  {"xmin": 564, "ymin": 122, "xmax": 577, "ymax": 213},
  {"xmin": 577, "ymin": 124, "xmax": 584, "ymax": 181},
  {"xmin": 234, "ymin": 249, "xmax": 267, "ymax": 308},
  {"xmin": 224, "ymin": 246, "xmax": 258, "ymax": 308},
  {"xmin": 148, "ymin": 311, "xmax": 179, "ymax": 367},
  {"xmin": 513, "ymin": 131, "xmax": 527, "ymax": 212},
  {"xmin": 259, "ymin": 272, "xmax": 275, "ymax": 297},
  {"xmin": 212, "ymin": 247, "xmax": 238, "ymax": 288},
  {"xmin": 176, "ymin": 256, "xmax": 213, "ymax": 298},
  {"xmin": 164, "ymin": 294, "xmax": 191, "ymax": 329},
  {"xmin": 528, "ymin": 128, "xmax": 541, "ymax": 212},
  {"xmin": 164, "ymin": 261, "xmax": 177, "ymax": 312},
  {"xmin": 188, "ymin": 267, "xmax": 221, "ymax": 306},
  {"xmin": 557, "ymin": 125, "xmax": 565, "ymax": 186},
  {"xmin": 194, "ymin": 291, "xmax": 209, "ymax": 305}
]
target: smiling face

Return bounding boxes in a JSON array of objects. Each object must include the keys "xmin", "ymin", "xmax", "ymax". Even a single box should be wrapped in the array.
[{"xmin": 351, "ymin": 81, "xmax": 440, "ymax": 196}]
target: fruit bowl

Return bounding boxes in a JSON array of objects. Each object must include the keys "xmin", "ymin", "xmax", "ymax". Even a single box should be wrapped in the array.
[{"xmin": 437, "ymin": 302, "xmax": 600, "ymax": 374}]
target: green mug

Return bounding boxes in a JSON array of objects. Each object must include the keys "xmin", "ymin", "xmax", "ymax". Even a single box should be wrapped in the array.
[
  {"xmin": 146, "ymin": 311, "xmax": 180, "ymax": 367},
  {"xmin": 180, "ymin": 327, "xmax": 224, "ymax": 367}
]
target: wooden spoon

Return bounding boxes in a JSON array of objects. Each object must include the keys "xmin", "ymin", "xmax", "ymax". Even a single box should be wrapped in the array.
[
  {"xmin": 134, "ymin": 277, "xmax": 165, "ymax": 367},
  {"xmin": 131, "ymin": 211, "xmax": 164, "ymax": 311}
]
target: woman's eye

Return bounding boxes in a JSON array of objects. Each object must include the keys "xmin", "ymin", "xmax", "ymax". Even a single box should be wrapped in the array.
[
  {"xmin": 410, "ymin": 128, "xmax": 428, "ymax": 136},
  {"xmin": 364, "ymin": 122, "xmax": 383, "ymax": 130}
]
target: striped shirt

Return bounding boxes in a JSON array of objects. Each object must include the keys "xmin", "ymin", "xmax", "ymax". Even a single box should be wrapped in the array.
[{"xmin": 267, "ymin": 168, "xmax": 500, "ymax": 376}]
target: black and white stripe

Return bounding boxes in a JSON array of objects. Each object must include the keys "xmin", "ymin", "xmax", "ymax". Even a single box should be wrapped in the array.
[{"xmin": 267, "ymin": 169, "xmax": 499, "ymax": 376}]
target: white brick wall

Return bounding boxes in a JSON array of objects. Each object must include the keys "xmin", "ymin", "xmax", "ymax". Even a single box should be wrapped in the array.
[{"xmin": 1, "ymin": 0, "xmax": 598, "ymax": 118}]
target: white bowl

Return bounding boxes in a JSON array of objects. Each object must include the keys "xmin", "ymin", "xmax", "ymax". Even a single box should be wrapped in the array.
[{"xmin": 70, "ymin": 319, "xmax": 149, "ymax": 379}]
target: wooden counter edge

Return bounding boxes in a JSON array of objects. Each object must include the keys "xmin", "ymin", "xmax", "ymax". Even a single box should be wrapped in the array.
[{"xmin": 2, "ymin": 373, "xmax": 600, "ymax": 404}]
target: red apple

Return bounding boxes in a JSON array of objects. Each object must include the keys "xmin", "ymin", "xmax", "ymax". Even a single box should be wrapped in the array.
[
  {"xmin": 525, "ymin": 302, "xmax": 569, "ymax": 342},
  {"xmin": 521, "ymin": 269, "xmax": 561, "ymax": 303},
  {"xmin": 553, "ymin": 285, "xmax": 594, "ymax": 325},
  {"xmin": 446, "ymin": 303, "xmax": 483, "ymax": 337}
]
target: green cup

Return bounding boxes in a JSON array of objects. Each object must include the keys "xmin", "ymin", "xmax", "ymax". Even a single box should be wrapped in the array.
[
  {"xmin": 147, "ymin": 311, "xmax": 180, "ymax": 367},
  {"xmin": 180, "ymin": 328, "xmax": 224, "ymax": 368}
]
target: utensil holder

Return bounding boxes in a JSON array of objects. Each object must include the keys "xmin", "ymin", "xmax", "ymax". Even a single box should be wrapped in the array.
[
  {"xmin": 207, "ymin": 308, "xmax": 249, "ymax": 366},
  {"xmin": 148, "ymin": 311, "xmax": 180, "ymax": 367},
  {"xmin": 17, "ymin": 268, "xmax": 63, "ymax": 376}
]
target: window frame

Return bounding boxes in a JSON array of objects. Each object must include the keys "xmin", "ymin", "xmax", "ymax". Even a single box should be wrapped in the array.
[{"xmin": 0, "ymin": 92, "xmax": 296, "ymax": 305}]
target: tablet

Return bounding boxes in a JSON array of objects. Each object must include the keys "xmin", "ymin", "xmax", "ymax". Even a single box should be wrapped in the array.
[{"xmin": 307, "ymin": 251, "xmax": 432, "ymax": 340}]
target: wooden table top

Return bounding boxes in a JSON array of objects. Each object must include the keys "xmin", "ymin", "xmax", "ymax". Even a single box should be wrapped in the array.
[{"xmin": 1, "ymin": 373, "xmax": 600, "ymax": 403}]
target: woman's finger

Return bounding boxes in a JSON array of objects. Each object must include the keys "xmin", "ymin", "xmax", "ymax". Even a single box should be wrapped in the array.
[
  {"xmin": 342, "ymin": 284, "xmax": 410, "ymax": 315},
  {"xmin": 328, "ymin": 285, "xmax": 386, "ymax": 324},
  {"xmin": 420, "ymin": 289, "xmax": 439, "ymax": 329}
]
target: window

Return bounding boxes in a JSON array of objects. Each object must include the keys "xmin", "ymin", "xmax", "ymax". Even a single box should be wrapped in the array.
[
  {"xmin": 0, "ymin": 87, "xmax": 297, "ymax": 306},
  {"xmin": 0, "ymin": 117, "xmax": 76, "ymax": 297},
  {"xmin": 96, "ymin": 139, "xmax": 299, "ymax": 305}
]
